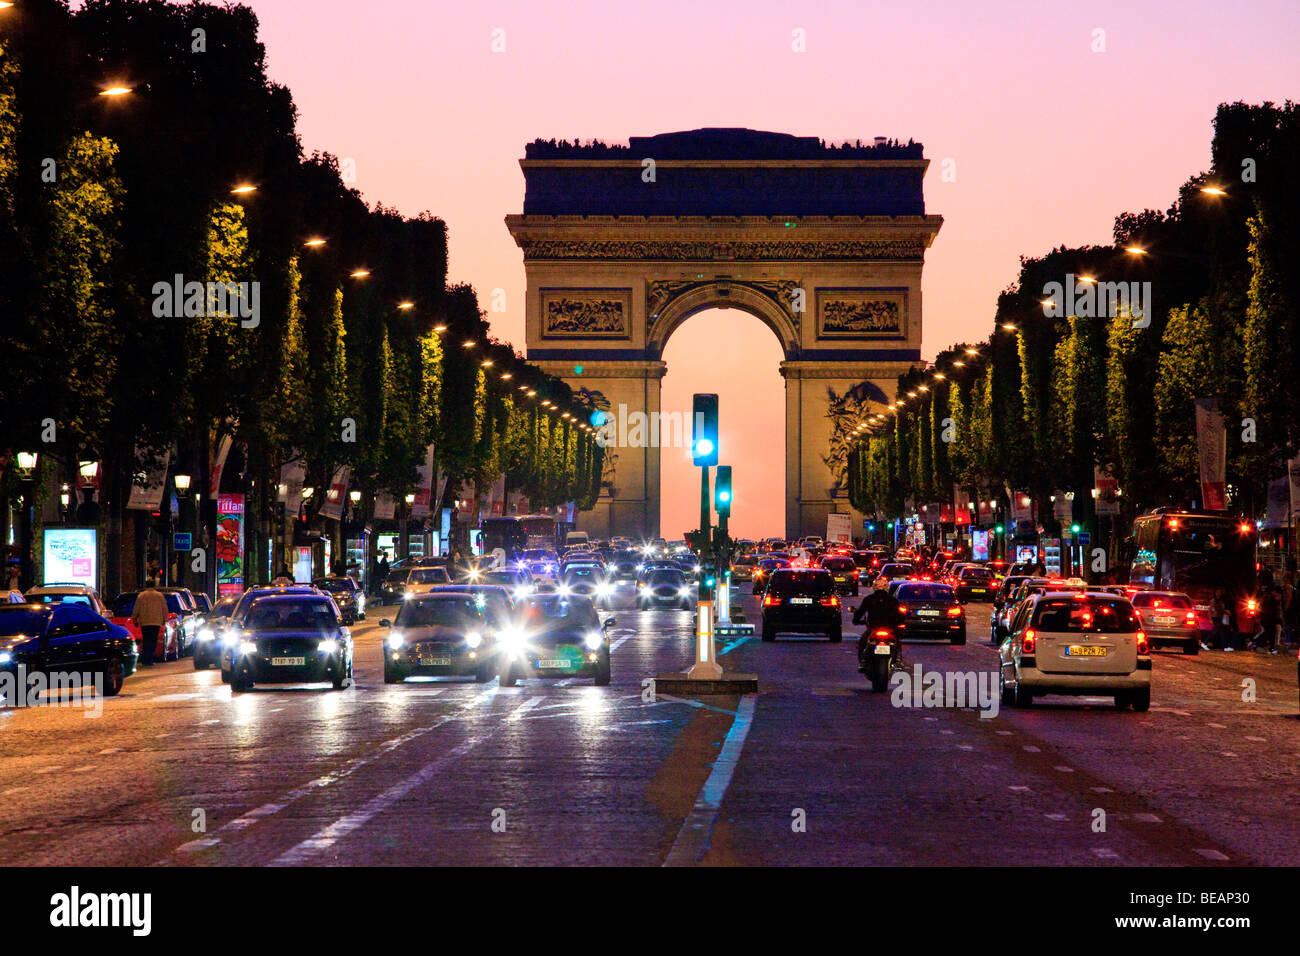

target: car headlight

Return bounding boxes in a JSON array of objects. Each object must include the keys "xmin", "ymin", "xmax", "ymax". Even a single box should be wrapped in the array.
[
  {"xmin": 636, "ymin": 564, "xmax": 644, "ymax": 572},
  {"xmin": 465, "ymin": 632, "xmax": 483, "ymax": 649},
  {"xmin": 238, "ymin": 640, "xmax": 258, "ymax": 656},
  {"xmin": 499, "ymin": 628, "xmax": 527, "ymax": 652},
  {"xmin": 693, "ymin": 564, "xmax": 702, "ymax": 573},
  {"xmin": 386, "ymin": 631, "xmax": 405, "ymax": 650},
  {"xmin": 679, "ymin": 586, "xmax": 692, "ymax": 597},
  {"xmin": 403, "ymin": 591, "xmax": 415, "ymax": 600},
  {"xmin": 584, "ymin": 631, "xmax": 603, "ymax": 650},
  {"xmin": 197, "ymin": 627, "xmax": 215, "ymax": 642},
  {"xmin": 596, "ymin": 583, "xmax": 613, "ymax": 597},
  {"xmin": 318, "ymin": 639, "xmax": 339, "ymax": 654},
  {"xmin": 0, "ymin": 651, "xmax": 11, "ymax": 665},
  {"xmin": 558, "ymin": 585, "xmax": 572, "ymax": 597},
  {"xmin": 221, "ymin": 629, "xmax": 242, "ymax": 647}
]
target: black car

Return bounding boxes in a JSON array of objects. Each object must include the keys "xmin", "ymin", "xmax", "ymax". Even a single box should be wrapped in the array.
[
  {"xmin": 193, "ymin": 595, "xmax": 239, "ymax": 669},
  {"xmin": 991, "ymin": 575, "xmax": 1032, "ymax": 641},
  {"xmin": 894, "ymin": 582, "xmax": 966, "ymax": 644},
  {"xmin": 227, "ymin": 594, "xmax": 354, "ymax": 693},
  {"xmin": 559, "ymin": 564, "xmax": 613, "ymax": 606},
  {"xmin": 381, "ymin": 591, "xmax": 507, "ymax": 683},
  {"xmin": 313, "ymin": 576, "xmax": 366, "ymax": 623},
  {"xmin": 501, "ymin": 595, "xmax": 611, "ymax": 686},
  {"xmin": 872, "ymin": 563, "xmax": 916, "ymax": 587},
  {"xmin": 637, "ymin": 567, "xmax": 692, "ymax": 609},
  {"xmin": 761, "ymin": 569, "xmax": 842, "ymax": 642},
  {"xmin": 819, "ymin": 555, "xmax": 860, "ymax": 595},
  {"xmin": 609, "ymin": 550, "xmax": 640, "ymax": 581},
  {"xmin": 219, "ymin": 585, "xmax": 321, "ymax": 682},
  {"xmin": 953, "ymin": 566, "xmax": 996, "ymax": 602},
  {"xmin": 0, "ymin": 602, "xmax": 138, "ymax": 696},
  {"xmin": 752, "ymin": 557, "xmax": 791, "ymax": 594}
]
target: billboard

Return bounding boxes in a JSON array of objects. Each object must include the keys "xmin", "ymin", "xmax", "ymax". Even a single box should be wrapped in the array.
[
  {"xmin": 43, "ymin": 528, "xmax": 97, "ymax": 589},
  {"xmin": 216, "ymin": 493, "xmax": 245, "ymax": 596}
]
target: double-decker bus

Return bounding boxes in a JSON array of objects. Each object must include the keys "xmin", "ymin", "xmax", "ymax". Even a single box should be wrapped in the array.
[
  {"xmin": 480, "ymin": 514, "xmax": 558, "ymax": 562},
  {"xmin": 1128, "ymin": 509, "xmax": 1258, "ymax": 634}
]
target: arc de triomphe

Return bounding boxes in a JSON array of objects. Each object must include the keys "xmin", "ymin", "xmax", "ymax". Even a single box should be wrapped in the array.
[{"xmin": 507, "ymin": 129, "xmax": 942, "ymax": 540}]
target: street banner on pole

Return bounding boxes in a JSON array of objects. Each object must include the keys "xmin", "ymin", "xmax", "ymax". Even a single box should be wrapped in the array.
[
  {"xmin": 1264, "ymin": 477, "xmax": 1289, "ymax": 529},
  {"xmin": 489, "ymin": 474, "xmax": 506, "ymax": 516},
  {"xmin": 1288, "ymin": 456, "xmax": 1300, "ymax": 522},
  {"xmin": 278, "ymin": 460, "xmax": 306, "ymax": 515},
  {"xmin": 127, "ymin": 446, "xmax": 170, "ymax": 511},
  {"xmin": 209, "ymin": 434, "xmax": 233, "ymax": 497},
  {"xmin": 373, "ymin": 492, "xmax": 396, "ymax": 521},
  {"xmin": 1011, "ymin": 492, "xmax": 1033, "ymax": 523},
  {"xmin": 1195, "ymin": 397, "xmax": 1227, "ymax": 510},
  {"xmin": 1052, "ymin": 491, "xmax": 1071, "ymax": 522},
  {"xmin": 410, "ymin": 445, "xmax": 436, "ymax": 518},
  {"xmin": 1094, "ymin": 466, "xmax": 1120, "ymax": 516},
  {"xmin": 320, "ymin": 466, "xmax": 350, "ymax": 521}
]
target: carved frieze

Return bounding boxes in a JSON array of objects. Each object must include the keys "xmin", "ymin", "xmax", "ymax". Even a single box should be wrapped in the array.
[
  {"xmin": 541, "ymin": 288, "xmax": 632, "ymax": 338},
  {"xmin": 646, "ymin": 277, "xmax": 801, "ymax": 321},
  {"xmin": 816, "ymin": 288, "xmax": 908, "ymax": 339},
  {"xmin": 520, "ymin": 239, "xmax": 926, "ymax": 261}
]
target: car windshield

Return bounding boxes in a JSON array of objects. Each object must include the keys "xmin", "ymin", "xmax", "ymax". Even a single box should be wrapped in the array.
[
  {"xmin": 563, "ymin": 567, "xmax": 599, "ymax": 580},
  {"xmin": 1131, "ymin": 592, "xmax": 1192, "ymax": 609},
  {"xmin": 409, "ymin": 568, "xmax": 448, "ymax": 584},
  {"xmin": 109, "ymin": 593, "xmax": 137, "ymax": 616},
  {"xmin": 483, "ymin": 572, "xmax": 521, "ymax": 587},
  {"xmin": 243, "ymin": 599, "xmax": 338, "ymax": 630},
  {"xmin": 1032, "ymin": 598, "xmax": 1141, "ymax": 632},
  {"xmin": 647, "ymin": 570, "xmax": 684, "ymax": 584},
  {"xmin": 822, "ymin": 558, "xmax": 854, "ymax": 571},
  {"xmin": 768, "ymin": 571, "xmax": 833, "ymax": 596},
  {"xmin": 314, "ymin": 579, "xmax": 356, "ymax": 592},
  {"xmin": 0, "ymin": 606, "xmax": 51, "ymax": 636},
  {"xmin": 896, "ymin": 584, "xmax": 956, "ymax": 601},
  {"xmin": 210, "ymin": 597, "xmax": 239, "ymax": 617},
  {"xmin": 397, "ymin": 596, "xmax": 488, "ymax": 628},
  {"xmin": 522, "ymin": 597, "xmax": 599, "ymax": 629},
  {"xmin": 960, "ymin": 568, "xmax": 994, "ymax": 581}
]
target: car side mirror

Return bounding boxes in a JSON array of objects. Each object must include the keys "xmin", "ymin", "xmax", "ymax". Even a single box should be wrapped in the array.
[
  {"xmin": 603, "ymin": 617, "xmax": 617, "ymax": 628},
  {"xmin": 379, "ymin": 619, "xmax": 391, "ymax": 628}
]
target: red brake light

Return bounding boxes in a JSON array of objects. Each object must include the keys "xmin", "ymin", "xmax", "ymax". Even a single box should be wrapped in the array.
[
  {"xmin": 763, "ymin": 594, "xmax": 779, "ymax": 606},
  {"xmin": 820, "ymin": 595, "xmax": 839, "ymax": 607},
  {"xmin": 946, "ymin": 606, "xmax": 963, "ymax": 617},
  {"xmin": 1022, "ymin": 628, "xmax": 1037, "ymax": 653},
  {"xmin": 897, "ymin": 603, "xmax": 909, "ymax": 615},
  {"xmin": 873, "ymin": 629, "xmax": 892, "ymax": 643},
  {"xmin": 1136, "ymin": 631, "xmax": 1149, "ymax": 654}
]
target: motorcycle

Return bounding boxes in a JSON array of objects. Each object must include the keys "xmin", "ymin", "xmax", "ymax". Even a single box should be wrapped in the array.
[{"xmin": 859, "ymin": 625, "xmax": 900, "ymax": 693}]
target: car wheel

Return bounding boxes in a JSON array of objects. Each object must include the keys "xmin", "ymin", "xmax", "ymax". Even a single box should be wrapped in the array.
[
  {"xmin": 384, "ymin": 665, "xmax": 402, "ymax": 684},
  {"xmin": 1130, "ymin": 687, "xmax": 1151, "ymax": 712},
  {"xmin": 499, "ymin": 662, "xmax": 518, "ymax": 687},
  {"xmin": 679, "ymin": 600, "xmax": 690, "ymax": 610},
  {"xmin": 1013, "ymin": 679, "xmax": 1033, "ymax": 708},
  {"xmin": 475, "ymin": 661, "xmax": 494, "ymax": 683},
  {"xmin": 952, "ymin": 630, "xmax": 966, "ymax": 646},
  {"xmin": 231, "ymin": 675, "xmax": 253, "ymax": 693},
  {"xmin": 1185, "ymin": 639, "xmax": 1199, "ymax": 656},
  {"xmin": 761, "ymin": 623, "xmax": 775, "ymax": 642},
  {"xmin": 594, "ymin": 654, "xmax": 611, "ymax": 686},
  {"xmin": 100, "ymin": 656, "xmax": 125, "ymax": 697},
  {"xmin": 331, "ymin": 657, "xmax": 352, "ymax": 690},
  {"xmin": 194, "ymin": 652, "xmax": 209, "ymax": 670},
  {"xmin": 1000, "ymin": 669, "xmax": 1014, "ymax": 707},
  {"xmin": 220, "ymin": 667, "xmax": 230, "ymax": 684},
  {"xmin": 828, "ymin": 625, "xmax": 842, "ymax": 643}
]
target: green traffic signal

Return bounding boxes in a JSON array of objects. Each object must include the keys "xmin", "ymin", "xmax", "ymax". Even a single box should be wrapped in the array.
[
  {"xmin": 692, "ymin": 393, "xmax": 719, "ymax": 466},
  {"xmin": 1071, "ymin": 523, "xmax": 1081, "ymax": 534},
  {"xmin": 995, "ymin": 525, "xmax": 1004, "ymax": 534},
  {"xmin": 714, "ymin": 465, "xmax": 732, "ymax": 517}
]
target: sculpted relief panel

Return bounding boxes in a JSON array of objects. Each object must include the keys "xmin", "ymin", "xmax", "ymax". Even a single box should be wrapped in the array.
[
  {"xmin": 541, "ymin": 289, "xmax": 632, "ymax": 338},
  {"xmin": 816, "ymin": 288, "xmax": 908, "ymax": 339}
]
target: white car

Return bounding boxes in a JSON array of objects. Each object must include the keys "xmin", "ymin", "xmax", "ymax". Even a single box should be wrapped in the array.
[
  {"xmin": 24, "ymin": 583, "xmax": 110, "ymax": 618},
  {"xmin": 999, "ymin": 591, "xmax": 1151, "ymax": 710},
  {"xmin": 401, "ymin": 566, "xmax": 452, "ymax": 598}
]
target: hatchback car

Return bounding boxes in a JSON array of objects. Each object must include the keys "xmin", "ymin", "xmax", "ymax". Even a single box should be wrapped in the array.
[
  {"xmin": 998, "ymin": 592, "xmax": 1151, "ymax": 710},
  {"xmin": 381, "ymin": 591, "xmax": 507, "ymax": 684},
  {"xmin": 819, "ymin": 556, "xmax": 860, "ymax": 596},
  {"xmin": 761, "ymin": 569, "xmax": 842, "ymax": 642},
  {"xmin": 106, "ymin": 590, "xmax": 182, "ymax": 661},
  {"xmin": 895, "ymin": 582, "xmax": 966, "ymax": 644},
  {"xmin": 24, "ymin": 584, "xmax": 110, "ymax": 618},
  {"xmin": 500, "ymin": 595, "xmax": 612, "ymax": 686},
  {"xmin": 0, "ymin": 602, "xmax": 138, "ymax": 696},
  {"xmin": 954, "ymin": 565, "xmax": 996, "ymax": 602},
  {"xmin": 637, "ymin": 567, "xmax": 692, "ymax": 610},
  {"xmin": 227, "ymin": 594, "xmax": 354, "ymax": 692},
  {"xmin": 1130, "ymin": 591, "xmax": 1199, "ymax": 654}
]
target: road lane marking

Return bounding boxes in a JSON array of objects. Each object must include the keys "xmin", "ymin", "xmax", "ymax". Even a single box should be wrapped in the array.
[
  {"xmin": 97, "ymin": 748, "xmax": 120, "ymax": 755},
  {"xmin": 507, "ymin": 697, "xmax": 546, "ymax": 721},
  {"xmin": 719, "ymin": 636, "xmax": 751, "ymax": 655},
  {"xmin": 664, "ymin": 696, "xmax": 757, "ymax": 867},
  {"xmin": 1132, "ymin": 813, "xmax": 1162, "ymax": 823},
  {"xmin": 1194, "ymin": 848, "xmax": 1230, "ymax": 861},
  {"xmin": 1092, "ymin": 848, "xmax": 1120, "ymax": 860},
  {"xmin": 269, "ymin": 695, "xmax": 533, "ymax": 866}
]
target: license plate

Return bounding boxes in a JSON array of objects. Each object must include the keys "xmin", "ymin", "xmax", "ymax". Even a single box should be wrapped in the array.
[
  {"xmin": 873, "ymin": 644, "xmax": 892, "ymax": 655},
  {"xmin": 270, "ymin": 656, "xmax": 305, "ymax": 666},
  {"xmin": 419, "ymin": 656, "xmax": 452, "ymax": 666},
  {"xmin": 917, "ymin": 609, "xmax": 940, "ymax": 617},
  {"xmin": 971, "ymin": 588, "xmax": 986, "ymax": 593},
  {"xmin": 1154, "ymin": 616, "xmax": 1176, "ymax": 626},
  {"xmin": 834, "ymin": 577, "xmax": 846, "ymax": 582},
  {"xmin": 1065, "ymin": 645, "xmax": 1107, "ymax": 657},
  {"xmin": 790, "ymin": 597, "xmax": 813, "ymax": 604},
  {"xmin": 538, "ymin": 659, "xmax": 571, "ymax": 669}
]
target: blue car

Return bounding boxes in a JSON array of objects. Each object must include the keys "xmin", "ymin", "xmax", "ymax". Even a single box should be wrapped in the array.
[{"xmin": 0, "ymin": 602, "xmax": 138, "ymax": 697}]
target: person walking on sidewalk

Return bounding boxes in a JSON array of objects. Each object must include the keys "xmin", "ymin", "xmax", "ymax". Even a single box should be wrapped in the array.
[
  {"xmin": 132, "ymin": 578, "xmax": 168, "ymax": 666},
  {"xmin": 1252, "ymin": 582, "xmax": 1283, "ymax": 654}
]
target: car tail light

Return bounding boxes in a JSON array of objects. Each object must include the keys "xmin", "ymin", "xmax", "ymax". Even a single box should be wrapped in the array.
[
  {"xmin": 1184, "ymin": 611, "xmax": 1196, "ymax": 625},
  {"xmin": 946, "ymin": 606, "xmax": 963, "ymax": 617},
  {"xmin": 820, "ymin": 595, "xmax": 839, "ymax": 607},
  {"xmin": 763, "ymin": 594, "xmax": 780, "ymax": 606},
  {"xmin": 1136, "ymin": 631, "xmax": 1149, "ymax": 654},
  {"xmin": 897, "ymin": 603, "xmax": 909, "ymax": 615},
  {"xmin": 1022, "ymin": 628, "xmax": 1036, "ymax": 653}
]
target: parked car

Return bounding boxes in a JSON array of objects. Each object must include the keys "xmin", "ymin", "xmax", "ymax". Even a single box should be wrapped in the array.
[
  {"xmin": 0, "ymin": 601, "xmax": 138, "ymax": 696},
  {"xmin": 23, "ymin": 584, "xmax": 110, "ymax": 618},
  {"xmin": 106, "ymin": 590, "xmax": 181, "ymax": 662},
  {"xmin": 313, "ymin": 576, "xmax": 366, "ymax": 623}
]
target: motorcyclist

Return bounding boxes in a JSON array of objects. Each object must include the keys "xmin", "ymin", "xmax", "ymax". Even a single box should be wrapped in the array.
[{"xmin": 854, "ymin": 584, "xmax": 903, "ymax": 670}]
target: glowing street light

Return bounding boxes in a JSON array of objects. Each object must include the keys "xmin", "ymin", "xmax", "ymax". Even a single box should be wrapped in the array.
[
  {"xmin": 1000, "ymin": 323, "xmax": 1017, "ymax": 331},
  {"xmin": 432, "ymin": 324, "xmax": 447, "ymax": 333},
  {"xmin": 1200, "ymin": 185, "xmax": 1227, "ymax": 196},
  {"xmin": 231, "ymin": 184, "xmax": 258, "ymax": 195},
  {"xmin": 397, "ymin": 301, "xmax": 414, "ymax": 310},
  {"xmin": 1124, "ymin": 246, "xmax": 1147, "ymax": 255},
  {"xmin": 99, "ymin": 85, "xmax": 132, "ymax": 97},
  {"xmin": 304, "ymin": 237, "xmax": 326, "ymax": 248},
  {"xmin": 350, "ymin": 269, "xmax": 370, "ymax": 278}
]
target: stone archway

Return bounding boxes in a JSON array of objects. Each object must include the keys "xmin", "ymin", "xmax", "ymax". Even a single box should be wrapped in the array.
[{"xmin": 506, "ymin": 128, "xmax": 943, "ymax": 540}]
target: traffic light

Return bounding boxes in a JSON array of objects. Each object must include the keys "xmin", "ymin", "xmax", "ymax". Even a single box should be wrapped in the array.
[
  {"xmin": 1070, "ymin": 523, "xmax": 1081, "ymax": 534},
  {"xmin": 714, "ymin": 465, "xmax": 732, "ymax": 516},
  {"xmin": 995, "ymin": 524, "xmax": 1004, "ymax": 534},
  {"xmin": 692, "ymin": 393, "xmax": 719, "ymax": 466}
]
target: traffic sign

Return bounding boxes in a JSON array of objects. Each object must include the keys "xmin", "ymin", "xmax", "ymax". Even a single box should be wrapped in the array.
[{"xmin": 173, "ymin": 532, "xmax": 192, "ymax": 551}]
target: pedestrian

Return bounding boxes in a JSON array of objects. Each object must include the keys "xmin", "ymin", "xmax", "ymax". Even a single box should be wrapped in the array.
[
  {"xmin": 5, "ymin": 561, "xmax": 19, "ymax": 592},
  {"xmin": 1279, "ymin": 569, "xmax": 1295, "ymax": 647},
  {"xmin": 132, "ymin": 578, "xmax": 168, "ymax": 666},
  {"xmin": 1252, "ymin": 583, "xmax": 1283, "ymax": 654},
  {"xmin": 1209, "ymin": 591, "xmax": 1233, "ymax": 651}
]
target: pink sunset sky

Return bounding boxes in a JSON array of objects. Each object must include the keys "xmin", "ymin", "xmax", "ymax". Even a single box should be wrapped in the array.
[{"xmin": 200, "ymin": 1, "xmax": 1300, "ymax": 537}]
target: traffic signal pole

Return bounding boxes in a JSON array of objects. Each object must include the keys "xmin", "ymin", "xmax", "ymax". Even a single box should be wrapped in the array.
[{"xmin": 689, "ymin": 463, "xmax": 721, "ymax": 680}]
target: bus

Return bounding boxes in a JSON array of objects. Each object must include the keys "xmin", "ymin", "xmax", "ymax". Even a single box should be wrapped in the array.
[
  {"xmin": 480, "ymin": 514, "xmax": 558, "ymax": 562},
  {"xmin": 1128, "ymin": 509, "xmax": 1257, "ymax": 635}
]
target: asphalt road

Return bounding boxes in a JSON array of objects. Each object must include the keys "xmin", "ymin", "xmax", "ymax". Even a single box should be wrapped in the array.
[{"xmin": 1, "ymin": 587, "xmax": 1297, "ymax": 866}]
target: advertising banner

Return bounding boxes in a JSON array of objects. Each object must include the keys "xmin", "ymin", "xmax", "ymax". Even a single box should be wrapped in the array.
[
  {"xmin": 126, "ymin": 447, "xmax": 170, "ymax": 511},
  {"xmin": 320, "ymin": 466, "xmax": 350, "ymax": 521},
  {"xmin": 489, "ymin": 474, "xmax": 506, "ymax": 516},
  {"xmin": 1288, "ymin": 456, "xmax": 1300, "ymax": 523},
  {"xmin": 1094, "ymin": 466, "xmax": 1120, "ymax": 516},
  {"xmin": 43, "ymin": 528, "xmax": 97, "ymax": 588},
  {"xmin": 1263, "ymin": 477, "xmax": 1289, "ymax": 529},
  {"xmin": 373, "ymin": 492, "xmax": 396, "ymax": 521},
  {"xmin": 210, "ymin": 434, "xmax": 233, "ymax": 497},
  {"xmin": 1194, "ymin": 397, "xmax": 1227, "ymax": 510},
  {"xmin": 953, "ymin": 486, "xmax": 970, "ymax": 526},
  {"xmin": 278, "ymin": 460, "xmax": 306, "ymax": 515},
  {"xmin": 972, "ymin": 529, "xmax": 989, "ymax": 562},
  {"xmin": 1011, "ymin": 492, "xmax": 1033, "ymax": 523},
  {"xmin": 826, "ymin": 512, "xmax": 852, "ymax": 545},
  {"xmin": 410, "ymin": 445, "xmax": 436, "ymax": 518},
  {"xmin": 216, "ymin": 493, "xmax": 245, "ymax": 596},
  {"xmin": 1052, "ymin": 491, "xmax": 1071, "ymax": 522}
]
